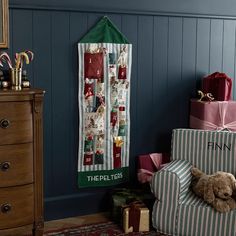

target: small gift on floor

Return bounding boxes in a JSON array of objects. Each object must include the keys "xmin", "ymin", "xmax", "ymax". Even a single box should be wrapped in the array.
[
  {"xmin": 122, "ymin": 201, "xmax": 149, "ymax": 233},
  {"xmin": 137, "ymin": 153, "xmax": 170, "ymax": 183},
  {"xmin": 111, "ymin": 188, "xmax": 141, "ymax": 223}
]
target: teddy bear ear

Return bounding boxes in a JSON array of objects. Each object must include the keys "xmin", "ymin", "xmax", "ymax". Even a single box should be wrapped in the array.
[
  {"xmin": 226, "ymin": 173, "xmax": 236, "ymax": 190},
  {"xmin": 191, "ymin": 167, "xmax": 204, "ymax": 177}
]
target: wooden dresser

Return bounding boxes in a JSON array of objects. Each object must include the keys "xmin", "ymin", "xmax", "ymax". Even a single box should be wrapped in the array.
[{"xmin": 0, "ymin": 89, "xmax": 45, "ymax": 236}]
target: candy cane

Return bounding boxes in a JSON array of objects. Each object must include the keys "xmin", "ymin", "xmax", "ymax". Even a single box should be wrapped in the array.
[
  {"xmin": 24, "ymin": 50, "xmax": 34, "ymax": 62},
  {"xmin": 0, "ymin": 52, "xmax": 12, "ymax": 69},
  {"xmin": 14, "ymin": 52, "xmax": 18, "ymax": 64},
  {"xmin": 15, "ymin": 52, "xmax": 29, "ymax": 69}
]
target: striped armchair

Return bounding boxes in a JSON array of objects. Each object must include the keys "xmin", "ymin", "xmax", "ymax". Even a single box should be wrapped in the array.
[{"xmin": 150, "ymin": 129, "xmax": 236, "ymax": 236}]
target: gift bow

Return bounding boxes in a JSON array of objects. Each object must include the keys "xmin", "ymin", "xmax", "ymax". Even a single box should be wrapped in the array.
[{"xmin": 198, "ymin": 90, "xmax": 214, "ymax": 102}]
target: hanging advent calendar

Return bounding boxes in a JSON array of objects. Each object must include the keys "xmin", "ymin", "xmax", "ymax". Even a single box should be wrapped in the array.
[{"xmin": 77, "ymin": 16, "xmax": 132, "ymax": 187}]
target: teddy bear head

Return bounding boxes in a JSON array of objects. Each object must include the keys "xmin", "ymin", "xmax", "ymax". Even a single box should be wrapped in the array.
[{"xmin": 211, "ymin": 172, "xmax": 236, "ymax": 200}]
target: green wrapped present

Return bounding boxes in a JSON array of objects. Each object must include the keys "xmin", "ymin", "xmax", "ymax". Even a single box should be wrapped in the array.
[
  {"xmin": 111, "ymin": 188, "xmax": 141, "ymax": 223},
  {"xmin": 111, "ymin": 187, "xmax": 155, "ymax": 223}
]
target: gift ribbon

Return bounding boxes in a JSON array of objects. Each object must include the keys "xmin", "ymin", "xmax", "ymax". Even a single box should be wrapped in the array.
[
  {"xmin": 190, "ymin": 102, "xmax": 236, "ymax": 131},
  {"xmin": 122, "ymin": 201, "xmax": 146, "ymax": 232},
  {"xmin": 137, "ymin": 170, "xmax": 154, "ymax": 183}
]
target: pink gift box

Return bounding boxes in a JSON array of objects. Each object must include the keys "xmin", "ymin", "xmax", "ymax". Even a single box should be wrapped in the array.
[{"xmin": 190, "ymin": 99, "xmax": 236, "ymax": 131}]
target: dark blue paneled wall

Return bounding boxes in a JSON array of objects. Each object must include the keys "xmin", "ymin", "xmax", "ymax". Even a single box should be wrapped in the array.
[{"xmin": 8, "ymin": 1, "xmax": 236, "ymax": 220}]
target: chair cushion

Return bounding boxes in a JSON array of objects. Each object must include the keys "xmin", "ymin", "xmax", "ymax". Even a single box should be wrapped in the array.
[{"xmin": 177, "ymin": 191, "xmax": 236, "ymax": 236}]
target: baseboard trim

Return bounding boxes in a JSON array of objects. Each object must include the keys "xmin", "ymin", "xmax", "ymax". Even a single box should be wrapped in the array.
[{"xmin": 44, "ymin": 191, "xmax": 110, "ymax": 221}]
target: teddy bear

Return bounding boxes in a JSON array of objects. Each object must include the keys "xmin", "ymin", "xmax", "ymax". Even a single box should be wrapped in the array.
[{"xmin": 191, "ymin": 167, "xmax": 236, "ymax": 213}]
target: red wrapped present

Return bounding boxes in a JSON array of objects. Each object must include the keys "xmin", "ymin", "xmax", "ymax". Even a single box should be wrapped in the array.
[
  {"xmin": 190, "ymin": 99, "xmax": 236, "ymax": 131},
  {"xmin": 137, "ymin": 153, "xmax": 170, "ymax": 183},
  {"xmin": 122, "ymin": 201, "xmax": 149, "ymax": 233},
  {"xmin": 202, "ymin": 72, "xmax": 232, "ymax": 101}
]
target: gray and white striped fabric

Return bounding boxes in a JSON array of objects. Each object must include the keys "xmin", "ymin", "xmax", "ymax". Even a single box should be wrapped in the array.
[
  {"xmin": 151, "ymin": 160, "xmax": 192, "ymax": 202},
  {"xmin": 78, "ymin": 43, "xmax": 132, "ymax": 172},
  {"xmin": 151, "ymin": 159, "xmax": 192, "ymax": 235},
  {"xmin": 177, "ymin": 191, "xmax": 236, "ymax": 236},
  {"xmin": 171, "ymin": 129, "xmax": 236, "ymax": 175},
  {"xmin": 151, "ymin": 128, "xmax": 236, "ymax": 236}
]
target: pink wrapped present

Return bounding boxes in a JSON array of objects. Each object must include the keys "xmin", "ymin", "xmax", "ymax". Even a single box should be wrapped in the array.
[
  {"xmin": 137, "ymin": 153, "xmax": 170, "ymax": 183},
  {"xmin": 190, "ymin": 99, "xmax": 236, "ymax": 131}
]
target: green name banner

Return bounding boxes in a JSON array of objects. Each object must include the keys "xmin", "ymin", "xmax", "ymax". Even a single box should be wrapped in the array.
[{"xmin": 78, "ymin": 167, "xmax": 129, "ymax": 188}]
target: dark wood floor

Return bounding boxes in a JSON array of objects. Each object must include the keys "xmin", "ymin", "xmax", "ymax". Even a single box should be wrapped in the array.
[{"xmin": 0, "ymin": 212, "xmax": 110, "ymax": 236}]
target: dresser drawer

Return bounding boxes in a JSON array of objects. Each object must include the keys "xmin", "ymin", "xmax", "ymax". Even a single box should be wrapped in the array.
[
  {"xmin": 0, "ymin": 143, "xmax": 33, "ymax": 187},
  {"xmin": 0, "ymin": 101, "xmax": 33, "ymax": 145},
  {"xmin": 0, "ymin": 184, "xmax": 34, "ymax": 229}
]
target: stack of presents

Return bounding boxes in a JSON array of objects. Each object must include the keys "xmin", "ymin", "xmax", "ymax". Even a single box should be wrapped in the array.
[{"xmin": 112, "ymin": 72, "xmax": 236, "ymax": 235}]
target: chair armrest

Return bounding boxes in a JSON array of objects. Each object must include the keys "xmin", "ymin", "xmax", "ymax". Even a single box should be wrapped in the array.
[{"xmin": 150, "ymin": 160, "xmax": 192, "ymax": 203}]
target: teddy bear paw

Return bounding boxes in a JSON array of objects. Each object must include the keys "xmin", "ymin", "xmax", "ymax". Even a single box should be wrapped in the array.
[
  {"xmin": 212, "ymin": 199, "xmax": 230, "ymax": 213},
  {"xmin": 226, "ymin": 198, "xmax": 236, "ymax": 210}
]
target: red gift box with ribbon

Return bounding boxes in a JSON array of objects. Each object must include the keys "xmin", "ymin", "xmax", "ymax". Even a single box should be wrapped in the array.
[
  {"xmin": 137, "ymin": 153, "xmax": 170, "ymax": 183},
  {"xmin": 190, "ymin": 99, "xmax": 236, "ymax": 131},
  {"xmin": 122, "ymin": 201, "xmax": 149, "ymax": 233},
  {"xmin": 202, "ymin": 72, "xmax": 232, "ymax": 101}
]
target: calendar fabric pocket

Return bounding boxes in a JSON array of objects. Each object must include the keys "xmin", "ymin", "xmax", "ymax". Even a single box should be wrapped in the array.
[{"xmin": 84, "ymin": 52, "xmax": 104, "ymax": 79}]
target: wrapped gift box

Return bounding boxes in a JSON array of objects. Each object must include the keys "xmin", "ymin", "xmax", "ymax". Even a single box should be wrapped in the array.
[
  {"xmin": 111, "ymin": 188, "xmax": 154, "ymax": 223},
  {"xmin": 111, "ymin": 188, "xmax": 141, "ymax": 223},
  {"xmin": 202, "ymin": 72, "xmax": 232, "ymax": 101},
  {"xmin": 137, "ymin": 153, "xmax": 170, "ymax": 183},
  {"xmin": 189, "ymin": 99, "xmax": 236, "ymax": 131},
  {"xmin": 122, "ymin": 201, "xmax": 149, "ymax": 233}
]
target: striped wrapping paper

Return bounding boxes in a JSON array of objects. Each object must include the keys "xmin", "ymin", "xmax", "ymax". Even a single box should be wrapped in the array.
[
  {"xmin": 171, "ymin": 128, "xmax": 236, "ymax": 175},
  {"xmin": 151, "ymin": 129, "xmax": 236, "ymax": 236}
]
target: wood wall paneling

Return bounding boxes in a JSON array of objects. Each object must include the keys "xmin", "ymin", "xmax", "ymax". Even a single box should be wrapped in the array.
[
  {"xmin": 152, "ymin": 16, "xmax": 169, "ymax": 150},
  {"xmin": 12, "ymin": 9, "xmax": 33, "ymax": 83},
  {"xmin": 196, "ymin": 19, "xmax": 211, "ymax": 83},
  {"xmin": 167, "ymin": 17, "xmax": 183, "ymax": 130},
  {"xmin": 51, "ymin": 11, "xmax": 71, "ymax": 195},
  {"xmin": 182, "ymin": 18, "xmax": 197, "ymax": 126},
  {"xmin": 69, "ymin": 12, "xmax": 87, "ymax": 192},
  {"xmin": 209, "ymin": 19, "xmax": 223, "ymax": 73},
  {"xmin": 33, "ymin": 10, "xmax": 53, "ymax": 197},
  {"xmin": 121, "ymin": 15, "xmax": 138, "ymax": 180},
  {"xmin": 136, "ymin": 16, "xmax": 154, "ymax": 154},
  {"xmin": 222, "ymin": 20, "xmax": 236, "ymax": 98}
]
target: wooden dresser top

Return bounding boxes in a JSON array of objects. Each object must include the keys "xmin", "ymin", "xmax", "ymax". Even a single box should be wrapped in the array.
[{"xmin": 0, "ymin": 88, "xmax": 45, "ymax": 101}]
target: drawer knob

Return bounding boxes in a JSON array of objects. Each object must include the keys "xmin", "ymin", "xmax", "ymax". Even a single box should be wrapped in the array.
[
  {"xmin": 1, "ymin": 203, "xmax": 11, "ymax": 213},
  {"xmin": 0, "ymin": 119, "xmax": 10, "ymax": 129},
  {"xmin": 1, "ymin": 162, "xmax": 10, "ymax": 171}
]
